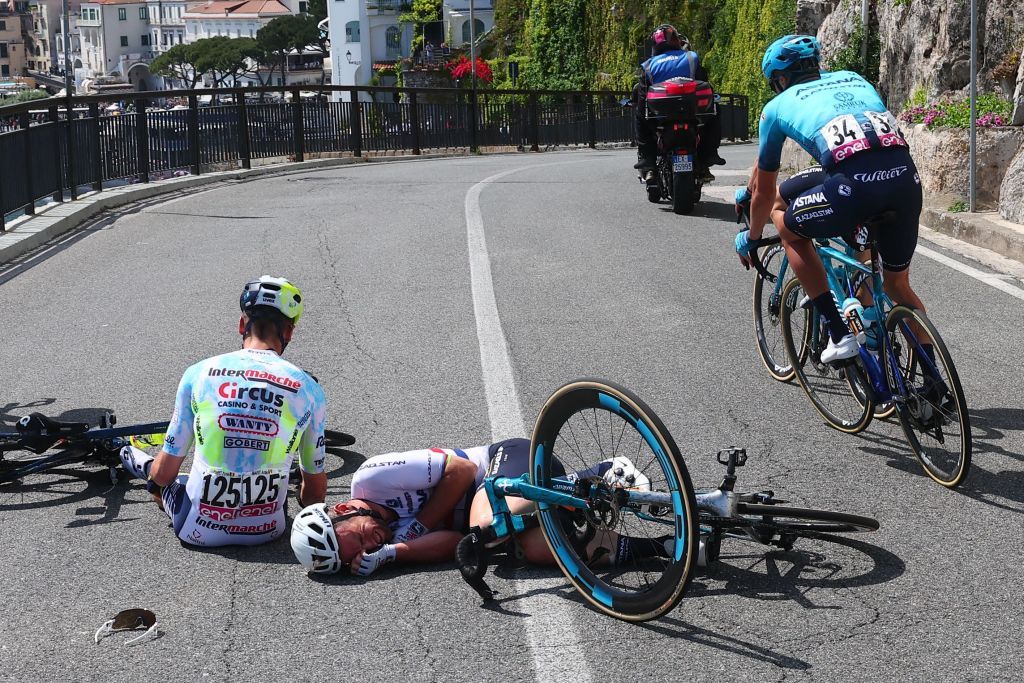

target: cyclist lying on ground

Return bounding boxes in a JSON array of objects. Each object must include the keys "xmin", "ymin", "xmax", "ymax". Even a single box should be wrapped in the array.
[
  {"xmin": 734, "ymin": 34, "xmax": 931, "ymax": 365},
  {"xmin": 119, "ymin": 276, "xmax": 328, "ymax": 547},
  {"xmin": 290, "ymin": 438, "xmax": 672, "ymax": 576}
]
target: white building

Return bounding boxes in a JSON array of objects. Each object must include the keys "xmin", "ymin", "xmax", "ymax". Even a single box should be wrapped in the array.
[
  {"xmin": 442, "ymin": 0, "xmax": 491, "ymax": 48},
  {"xmin": 183, "ymin": 0, "xmax": 294, "ymax": 43},
  {"xmin": 146, "ymin": 0, "xmax": 186, "ymax": 54},
  {"xmin": 77, "ymin": 0, "xmax": 154, "ymax": 86},
  {"xmin": 327, "ymin": 0, "xmax": 410, "ymax": 96}
]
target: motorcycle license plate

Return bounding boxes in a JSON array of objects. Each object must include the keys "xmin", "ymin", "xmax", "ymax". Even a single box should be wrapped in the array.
[{"xmin": 672, "ymin": 154, "xmax": 693, "ymax": 172}]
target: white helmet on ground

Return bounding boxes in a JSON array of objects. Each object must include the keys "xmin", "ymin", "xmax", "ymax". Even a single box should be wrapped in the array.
[
  {"xmin": 603, "ymin": 456, "xmax": 651, "ymax": 491},
  {"xmin": 291, "ymin": 503, "xmax": 342, "ymax": 574}
]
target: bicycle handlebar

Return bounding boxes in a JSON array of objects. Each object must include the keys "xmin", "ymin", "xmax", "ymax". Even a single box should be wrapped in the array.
[{"xmin": 736, "ymin": 210, "xmax": 782, "ymax": 282}]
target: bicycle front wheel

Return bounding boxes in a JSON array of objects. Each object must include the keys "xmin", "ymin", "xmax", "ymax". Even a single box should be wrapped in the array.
[
  {"xmin": 884, "ymin": 306, "xmax": 972, "ymax": 487},
  {"xmin": 752, "ymin": 245, "xmax": 795, "ymax": 382},
  {"xmin": 780, "ymin": 278, "xmax": 874, "ymax": 433},
  {"xmin": 530, "ymin": 379, "xmax": 699, "ymax": 622}
]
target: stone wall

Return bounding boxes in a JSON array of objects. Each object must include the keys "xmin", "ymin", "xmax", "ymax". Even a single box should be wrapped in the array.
[{"xmin": 805, "ymin": 0, "xmax": 1023, "ymax": 110}]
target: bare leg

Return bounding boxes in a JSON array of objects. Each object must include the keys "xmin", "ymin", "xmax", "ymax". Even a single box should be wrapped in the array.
[{"xmin": 883, "ymin": 267, "xmax": 932, "ymax": 345}]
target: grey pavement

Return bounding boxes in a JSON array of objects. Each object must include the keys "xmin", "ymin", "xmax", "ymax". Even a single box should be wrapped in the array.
[{"xmin": 1, "ymin": 145, "xmax": 1022, "ymax": 682}]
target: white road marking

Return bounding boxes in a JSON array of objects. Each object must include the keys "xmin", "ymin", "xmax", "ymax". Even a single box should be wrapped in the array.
[
  {"xmin": 465, "ymin": 162, "xmax": 593, "ymax": 683},
  {"xmin": 915, "ymin": 241, "xmax": 1024, "ymax": 301}
]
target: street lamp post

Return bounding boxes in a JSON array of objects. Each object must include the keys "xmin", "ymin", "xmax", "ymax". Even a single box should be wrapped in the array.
[
  {"xmin": 969, "ymin": 0, "xmax": 977, "ymax": 212},
  {"xmin": 469, "ymin": 0, "xmax": 476, "ymax": 90},
  {"xmin": 61, "ymin": 0, "xmax": 75, "ymax": 199}
]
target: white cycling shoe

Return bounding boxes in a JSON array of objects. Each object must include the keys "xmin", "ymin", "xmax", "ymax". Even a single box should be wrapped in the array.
[
  {"xmin": 602, "ymin": 456, "xmax": 651, "ymax": 491},
  {"xmin": 821, "ymin": 333, "xmax": 860, "ymax": 364}
]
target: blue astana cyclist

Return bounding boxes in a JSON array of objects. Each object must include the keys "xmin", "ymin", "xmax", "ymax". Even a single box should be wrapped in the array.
[{"xmin": 734, "ymin": 35, "xmax": 931, "ymax": 364}]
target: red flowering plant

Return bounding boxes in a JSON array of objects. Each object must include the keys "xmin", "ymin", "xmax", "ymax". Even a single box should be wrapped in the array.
[{"xmin": 448, "ymin": 55, "xmax": 493, "ymax": 84}]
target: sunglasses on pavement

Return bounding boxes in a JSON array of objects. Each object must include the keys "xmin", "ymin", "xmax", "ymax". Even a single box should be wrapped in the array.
[{"xmin": 94, "ymin": 609, "xmax": 159, "ymax": 646}]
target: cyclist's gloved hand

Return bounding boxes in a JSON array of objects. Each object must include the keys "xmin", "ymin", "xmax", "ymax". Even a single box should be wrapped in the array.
[
  {"xmin": 734, "ymin": 187, "xmax": 751, "ymax": 223},
  {"xmin": 393, "ymin": 518, "xmax": 428, "ymax": 544},
  {"xmin": 735, "ymin": 229, "xmax": 753, "ymax": 270},
  {"xmin": 353, "ymin": 544, "xmax": 397, "ymax": 576}
]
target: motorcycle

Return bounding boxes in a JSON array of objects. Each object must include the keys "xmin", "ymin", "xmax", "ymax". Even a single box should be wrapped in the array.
[{"xmin": 633, "ymin": 77, "xmax": 717, "ymax": 215}]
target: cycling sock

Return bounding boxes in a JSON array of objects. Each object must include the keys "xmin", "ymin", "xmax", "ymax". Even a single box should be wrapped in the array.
[
  {"xmin": 119, "ymin": 445, "xmax": 153, "ymax": 481},
  {"xmin": 612, "ymin": 534, "xmax": 674, "ymax": 566},
  {"xmin": 812, "ymin": 292, "xmax": 851, "ymax": 342}
]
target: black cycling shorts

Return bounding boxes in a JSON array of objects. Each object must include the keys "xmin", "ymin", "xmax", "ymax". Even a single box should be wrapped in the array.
[
  {"xmin": 781, "ymin": 147, "xmax": 922, "ymax": 272},
  {"xmin": 478, "ymin": 438, "xmax": 565, "ymax": 490}
]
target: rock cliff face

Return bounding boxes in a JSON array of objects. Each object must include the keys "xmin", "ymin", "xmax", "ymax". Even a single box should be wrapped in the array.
[{"xmin": 801, "ymin": 0, "xmax": 1023, "ymax": 110}]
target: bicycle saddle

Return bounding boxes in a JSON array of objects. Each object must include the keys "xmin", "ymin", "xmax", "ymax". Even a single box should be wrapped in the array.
[{"xmin": 16, "ymin": 413, "xmax": 91, "ymax": 436}]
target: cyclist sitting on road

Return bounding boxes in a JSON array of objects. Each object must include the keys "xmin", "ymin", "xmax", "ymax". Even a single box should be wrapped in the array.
[
  {"xmin": 734, "ymin": 34, "xmax": 930, "ymax": 365},
  {"xmin": 290, "ymin": 438, "xmax": 671, "ymax": 576},
  {"xmin": 633, "ymin": 24, "xmax": 726, "ymax": 184},
  {"xmin": 119, "ymin": 276, "xmax": 328, "ymax": 547}
]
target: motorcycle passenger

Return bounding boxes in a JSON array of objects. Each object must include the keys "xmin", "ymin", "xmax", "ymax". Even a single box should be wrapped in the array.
[
  {"xmin": 119, "ymin": 276, "xmax": 328, "ymax": 547},
  {"xmin": 634, "ymin": 24, "xmax": 725, "ymax": 185},
  {"xmin": 734, "ymin": 34, "xmax": 930, "ymax": 364}
]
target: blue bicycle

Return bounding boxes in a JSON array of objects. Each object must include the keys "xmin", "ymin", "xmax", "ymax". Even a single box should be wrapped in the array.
[
  {"xmin": 456, "ymin": 379, "xmax": 879, "ymax": 621},
  {"xmin": 748, "ymin": 219, "xmax": 971, "ymax": 487}
]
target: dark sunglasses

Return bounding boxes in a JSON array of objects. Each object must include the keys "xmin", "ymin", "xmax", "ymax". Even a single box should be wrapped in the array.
[{"xmin": 94, "ymin": 609, "xmax": 159, "ymax": 646}]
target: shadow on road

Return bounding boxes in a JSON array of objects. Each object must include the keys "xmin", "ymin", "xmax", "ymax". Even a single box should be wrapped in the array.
[
  {"xmin": 637, "ymin": 617, "xmax": 811, "ymax": 670},
  {"xmin": 852, "ymin": 408, "xmax": 1024, "ymax": 513}
]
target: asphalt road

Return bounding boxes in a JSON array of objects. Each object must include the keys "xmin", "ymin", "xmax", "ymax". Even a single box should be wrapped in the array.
[{"xmin": 2, "ymin": 146, "xmax": 1022, "ymax": 682}]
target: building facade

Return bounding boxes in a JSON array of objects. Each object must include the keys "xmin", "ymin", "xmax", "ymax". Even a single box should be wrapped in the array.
[
  {"xmin": 183, "ymin": 0, "xmax": 291, "ymax": 43},
  {"xmin": 0, "ymin": 7, "xmax": 27, "ymax": 79},
  {"xmin": 77, "ymin": 0, "xmax": 153, "ymax": 85},
  {"xmin": 327, "ymin": 0, "xmax": 410, "ymax": 95},
  {"xmin": 146, "ymin": 0, "xmax": 185, "ymax": 54}
]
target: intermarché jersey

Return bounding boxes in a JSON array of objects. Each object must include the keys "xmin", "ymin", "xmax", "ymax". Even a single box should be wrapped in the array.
[
  {"xmin": 758, "ymin": 70, "xmax": 908, "ymax": 172},
  {"xmin": 349, "ymin": 446, "xmax": 493, "ymax": 532},
  {"xmin": 163, "ymin": 348, "xmax": 327, "ymax": 546}
]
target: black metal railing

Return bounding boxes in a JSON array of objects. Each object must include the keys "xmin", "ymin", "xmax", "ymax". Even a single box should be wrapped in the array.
[{"xmin": 0, "ymin": 84, "xmax": 749, "ymax": 232}]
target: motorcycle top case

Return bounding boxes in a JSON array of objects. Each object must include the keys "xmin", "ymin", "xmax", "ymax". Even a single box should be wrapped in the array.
[{"xmin": 645, "ymin": 77, "xmax": 714, "ymax": 119}]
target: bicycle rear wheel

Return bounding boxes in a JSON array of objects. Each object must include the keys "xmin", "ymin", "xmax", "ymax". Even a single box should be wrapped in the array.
[
  {"xmin": 780, "ymin": 278, "xmax": 874, "ymax": 433},
  {"xmin": 884, "ymin": 306, "xmax": 971, "ymax": 487},
  {"xmin": 729, "ymin": 503, "xmax": 879, "ymax": 550},
  {"xmin": 752, "ymin": 245, "xmax": 794, "ymax": 382},
  {"xmin": 530, "ymin": 379, "xmax": 699, "ymax": 622}
]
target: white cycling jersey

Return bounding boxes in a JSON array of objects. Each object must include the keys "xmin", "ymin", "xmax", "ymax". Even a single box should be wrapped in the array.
[
  {"xmin": 162, "ymin": 348, "xmax": 327, "ymax": 547},
  {"xmin": 348, "ymin": 445, "xmax": 492, "ymax": 532}
]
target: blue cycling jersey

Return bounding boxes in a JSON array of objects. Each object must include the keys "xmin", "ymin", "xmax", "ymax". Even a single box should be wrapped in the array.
[
  {"xmin": 642, "ymin": 50, "xmax": 701, "ymax": 84},
  {"xmin": 757, "ymin": 70, "xmax": 908, "ymax": 172}
]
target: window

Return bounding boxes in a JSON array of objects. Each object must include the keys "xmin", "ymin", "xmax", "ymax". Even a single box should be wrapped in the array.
[
  {"xmin": 385, "ymin": 25, "xmax": 400, "ymax": 57},
  {"xmin": 0, "ymin": 44, "xmax": 8, "ymax": 58},
  {"xmin": 1, "ymin": 65, "xmax": 9, "ymax": 77},
  {"xmin": 298, "ymin": 1, "xmax": 307, "ymax": 12},
  {"xmin": 141, "ymin": 34, "xmax": 149, "ymax": 45},
  {"xmin": 139, "ymin": 7, "xmax": 147, "ymax": 19},
  {"xmin": 345, "ymin": 20, "xmax": 359, "ymax": 42},
  {"xmin": 118, "ymin": 7, "xmax": 126, "ymax": 20},
  {"xmin": 0, "ymin": 21, "xmax": 5, "ymax": 30},
  {"xmin": 461, "ymin": 18, "xmax": 484, "ymax": 45},
  {"xmin": 120, "ymin": 35, "xmax": 128, "ymax": 46}
]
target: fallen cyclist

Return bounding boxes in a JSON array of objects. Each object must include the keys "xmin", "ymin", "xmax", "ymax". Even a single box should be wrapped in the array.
[
  {"xmin": 119, "ymin": 276, "xmax": 328, "ymax": 547},
  {"xmin": 290, "ymin": 438, "xmax": 673, "ymax": 576}
]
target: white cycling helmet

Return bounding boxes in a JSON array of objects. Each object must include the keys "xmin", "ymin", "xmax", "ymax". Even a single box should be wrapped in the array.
[{"xmin": 291, "ymin": 503, "xmax": 342, "ymax": 574}]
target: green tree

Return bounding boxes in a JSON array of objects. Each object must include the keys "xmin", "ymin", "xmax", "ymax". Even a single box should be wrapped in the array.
[
  {"xmin": 257, "ymin": 15, "xmax": 322, "ymax": 86},
  {"xmin": 195, "ymin": 36, "xmax": 261, "ymax": 87},
  {"xmin": 150, "ymin": 43, "xmax": 204, "ymax": 89},
  {"xmin": 399, "ymin": 0, "xmax": 441, "ymax": 53},
  {"xmin": 3, "ymin": 89, "xmax": 49, "ymax": 104}
]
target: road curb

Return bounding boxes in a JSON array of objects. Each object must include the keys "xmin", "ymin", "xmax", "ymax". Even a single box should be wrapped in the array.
[
  {"xmin": 920, "ymin": 206, "xmax": 1024, "ymax": 266},
  {"xmin": 0, "ymin": 152, "xmax": 455, "ymax": 265}
]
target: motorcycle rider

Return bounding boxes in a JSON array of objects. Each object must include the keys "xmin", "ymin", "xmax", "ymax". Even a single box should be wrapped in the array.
[{"xmin": 633, "ymin": 24, "xmax": 726, "ymax": 185}]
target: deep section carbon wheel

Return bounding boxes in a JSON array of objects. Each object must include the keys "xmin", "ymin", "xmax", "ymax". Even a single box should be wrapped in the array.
[{"xmin": 530, "ymin": 378, "xmax": 699, "ymax": 622}]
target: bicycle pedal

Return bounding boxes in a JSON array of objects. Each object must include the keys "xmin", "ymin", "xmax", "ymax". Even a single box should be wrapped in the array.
[{"xmin": 716, "ymin": 448, "xmax": 747, "ymax": 467}]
